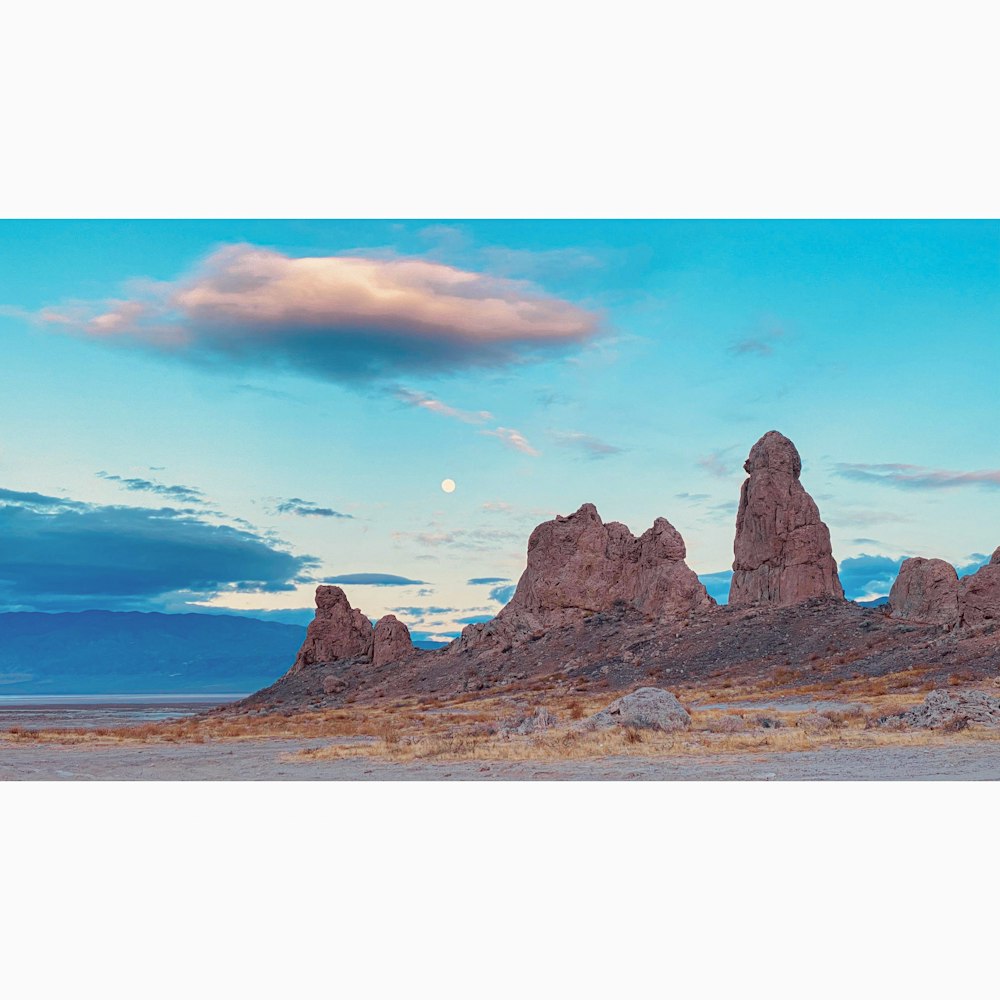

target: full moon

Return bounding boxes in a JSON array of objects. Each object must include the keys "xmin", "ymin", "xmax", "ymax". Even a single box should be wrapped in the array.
[{"xmin": 440, "ymin": 478, "xmax": 456, "ymax": 494}]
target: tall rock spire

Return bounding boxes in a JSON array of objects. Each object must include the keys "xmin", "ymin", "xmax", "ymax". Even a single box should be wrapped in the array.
[{"xmin": 729, "ymin": 431, "xmax": 844, "ymax": 607}]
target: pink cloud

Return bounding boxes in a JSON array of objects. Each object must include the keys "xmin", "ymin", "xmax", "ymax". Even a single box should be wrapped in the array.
[
  {"xmin": 38, "ymin": 244, "xmax": 599, "ymax": 382},
  {"xmin": 393, "ymin": 387, "xmax": 493, "ymax": 424},
  {"xmin": 481, "ymin": 427, "xmax": 541, "ymax": 457},
  {"xmin": 836, "ymin": 463, "xmax": 1000, "ymax": 490}
]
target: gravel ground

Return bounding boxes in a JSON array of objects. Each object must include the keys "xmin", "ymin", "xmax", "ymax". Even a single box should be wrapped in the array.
[{"xmin": 4, "ymin": 738, "xmax": 1000, "ymax": 780}]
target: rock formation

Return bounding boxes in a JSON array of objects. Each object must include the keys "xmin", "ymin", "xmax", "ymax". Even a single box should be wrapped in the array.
[
  {"xmin": 457, "ymin": 502, "xmax": 713, "ymax": 650},
  {"xmin": 729, "ymin": 431, "xmax": 844, "ymax": 608},
  {"xmin": 584, "ymin": 687, "xmax": 691, "ymax": 732},
  {"xmin": 290, "ymin": 587, "xmax": 415, "ymax": 673},
  {"xmin": 889, "ymin": 557, "xmax": 961, "ymax": 625},
  {"xmin": 959, "ymin": 547, "xmax": 1000, "ymax": 628},
  {"xmin": 884, "ymin": 689, "xmax": 1000, "ymax": 730},
  {"xmin": 291, "ymin": 586, "xmax": 373, "ymax": 671},
  {"xmin": 373, "ymin": 614, "xmax": 413, "ymax": 667},
  {"xmin": 888, "ymin": 548, "xmax": 1000, "ymax": 629}
]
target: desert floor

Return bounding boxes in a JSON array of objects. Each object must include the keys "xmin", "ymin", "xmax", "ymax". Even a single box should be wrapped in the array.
[
  {"xmin": 5, "ymin": 668, "xmax": 1000, "ymax": 780},
  {"xmin": 4, "ymin": 736, "xmax": 1000, "ymax": 780}
]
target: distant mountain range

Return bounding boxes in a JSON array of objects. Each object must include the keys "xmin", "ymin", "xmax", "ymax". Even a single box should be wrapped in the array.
[
  {"xmin": 0, "ymin": 611, "xmax": 309, "ymax": 695},
  {"xmin": 855, "ymin": 597, "xmax": 890, "ymax": 608},
  {"xmin": 0, "ymin": 611, "xmax": 448, "ymax": 696}
]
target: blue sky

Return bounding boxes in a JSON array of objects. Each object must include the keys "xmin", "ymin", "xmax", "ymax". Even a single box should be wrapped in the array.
[{"xmin": 1, "ymin": 220, "xmax": 998, "ymax": 639}]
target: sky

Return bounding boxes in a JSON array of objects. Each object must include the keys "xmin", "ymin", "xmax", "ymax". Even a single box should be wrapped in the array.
[{"xmin": 1, "ymin": 220, "xmax": 998, "ymax": 641}]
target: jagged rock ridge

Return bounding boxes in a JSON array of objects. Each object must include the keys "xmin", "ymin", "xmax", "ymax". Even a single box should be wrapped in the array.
[{"xmin": 456, "ymin": 502, "xmax": 714, "ymax": 652}]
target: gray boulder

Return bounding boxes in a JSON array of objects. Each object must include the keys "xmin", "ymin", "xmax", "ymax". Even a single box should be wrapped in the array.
[
  {"xmin": 585, "ymin": 687, "xmax": 691, "ymax": 732},
  {"xmin": 887, "ymin": 689, "xmax": 1000, "ymax": 730}
]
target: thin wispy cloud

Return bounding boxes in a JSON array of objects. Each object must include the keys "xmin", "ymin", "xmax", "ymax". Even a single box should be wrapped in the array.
[
  {"xmin": 731, "ymin": 338, "xmax": 774, "ymax": 356},
  {"xmin": 550, "ymin": 431, "xmax": 624, "ymax": 459},
  {"xmin": 697, "ymin": 449, "xmax": 736, "ymax": 478},
  {"xmin": 393, "ymin": 387, "xmax": 493, "ymax": 424},
  {"xmin": 97, "ymin": 471, "xmax": 206, "ymax": 505},
  {"xmin": 393, "ymin": 526, "xmax": 522, "ymax": 551},
  {"xmin": 730, "ymin": 321, "xmax": 786, "ymax": 358},
  {"xmin": 481, "ymin": 501, "xmax": 515, "ymax": 513},
  {"xmin": 322, "ymin": 573, "xmax": 426, "ymax": 587},
  {"xmin": 835, "ymin": 462, "xmax": 1000, "ymax": 491},
  {"xmin": 389, "ymin": 605, "xmax": 457, "ymax": 616},
  {"xmin": 481, "ymin": 426, "xmax": 540, "ymax": 457},
  {"xmin": 37, "ymin": 244, "xmax": 599, "ymax": 383},
  {"xmin": 272, "ymin": 497, "xmax": 353, "ymax": 519}
]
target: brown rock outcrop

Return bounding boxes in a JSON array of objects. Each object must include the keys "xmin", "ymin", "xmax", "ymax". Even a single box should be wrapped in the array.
[
  {"xmin": 373, "ymin": 614, "xmax": 413, "ymax": 666},
  {"xmin": 729, "ymin": 431, "xmax": 844, "ymax": 608},
  {"xmin": 959, "ymin": 547, "xmax": 1000, "ymax": 628},
  {"xmin": 457, "ymin": 502, "xmax": 714, "ymax": 650},
  {"xmin": 291, "ymin": 585, "xmax": 373, "ymax": 671},
  {"xmin": 889, "ymin": 557, "xmax": 961, "ymax": 625}
]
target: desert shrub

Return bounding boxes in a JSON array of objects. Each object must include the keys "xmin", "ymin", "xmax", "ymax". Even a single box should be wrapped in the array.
[
  {"xmin": 703, "ymin": 715, "xmax": 748, "ymax": 733},
  {"xmin": 773, "ymin": 666, "xmax": 801, "ymax": 684},
  {"xmin": 623, "ymin": 726, "xmax": 644, "ymax": 744},
  {"xmin": 374, "ymin": 720, "xmax": 400, "ymax": 746},
  {"xmin": 823, "ymin": 705, "xmax": 865, "ymax": 726}
]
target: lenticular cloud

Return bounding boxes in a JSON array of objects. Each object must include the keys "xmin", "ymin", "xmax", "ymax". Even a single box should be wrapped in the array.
[{"xmin": 41, "ymin": 244, "xmax": 599, "ymax": 381}]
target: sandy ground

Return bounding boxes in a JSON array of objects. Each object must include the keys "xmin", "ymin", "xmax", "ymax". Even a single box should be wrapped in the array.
[{"xmin": 4, "ymin": 737, "xmax": 1000, "ymax": 780}]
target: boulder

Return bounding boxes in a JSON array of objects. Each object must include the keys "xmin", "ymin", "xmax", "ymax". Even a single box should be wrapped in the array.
[
  {"xmin": 456, "ymin": 503, "xmax": 714, "ymax": 650},
  {"xmin": 959, "ymin": 547, "xmax": 1000, "ymax": 629},
  {"xmin": 889, "ymin": 557, "xmax": 961, "ymax": 625},
  {"xmin": 322, "ymin": 674, "xmax": 347, "ymax": 696},
  {"xmin": 372, "ymin": 614, "xmax": 413, "ymax": 667},
  {"xmin": 290, "ymin": 585, "xmax": 373, "ymax": 672},
  {"xmin": 584, "ymin": 687, "xmax": 691, "ymax": 732},
  {"xmin": 730, "ymin": 431, "xmax": 844, "ymax": 608},
  {"xmin": 886, "ymin": 689, "xmax": 1000, "ymax": 730}
]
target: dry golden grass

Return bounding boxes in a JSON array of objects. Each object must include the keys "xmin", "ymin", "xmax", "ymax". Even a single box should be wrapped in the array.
[
  {"xmin": 291, "ymin": 711, "xmax": 1000, "ymax": 764},
  {"xmin": 5, "ymin": 665, "xmax": 998, "ymax": 767}
]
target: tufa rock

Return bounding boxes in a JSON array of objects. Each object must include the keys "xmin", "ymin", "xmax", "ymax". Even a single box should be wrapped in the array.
[
  {"xmin": 291, "ymin": 586, "xmax": 373, "ymax": 672},
  {"xmin": 889, "ymin": 557, "xmax": 961, "ymax": 626},
  {"xmin": 959, "ymin": 547, "xmax": 1000, "ymax": 629},
  {"xmin": 373, "ymin": 614, "xmax": 414, "ymax": 667},
  {"xmin": 730, "ymin": 431, "xmax": 844, "ymax": 608},
  {"xmin": 584, "ymin": 687, "xmax": 691, "ymax": 732},
  {"xmin": 889, "ymin": 547, "xmax": 1000, "ymax": 630},
  {"xmin": 884, "ymin": 689, "xmax": 1000, "ymax": 730},
  {"xmin": 322, "ymin": 674, "xmax": 347, "ymax": 696},
  {"xmin": 456, "ymin": 502, "xmax": 714, "ymax": 651}
]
